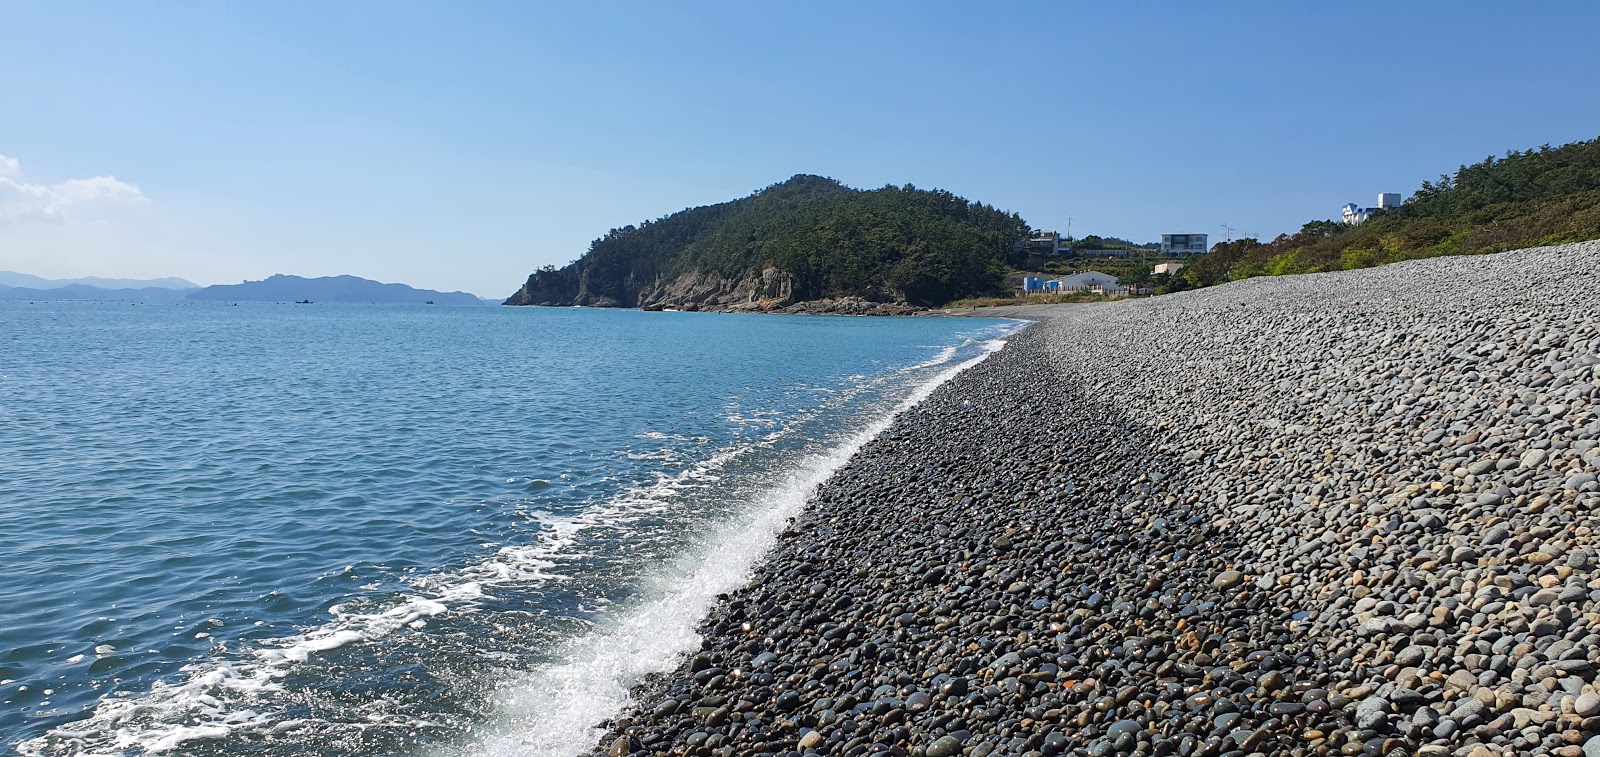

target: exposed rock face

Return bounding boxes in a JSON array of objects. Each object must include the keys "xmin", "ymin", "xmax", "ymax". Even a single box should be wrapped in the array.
[
  {"xmin": 591, "ymin": 242, "xmax": 1600, "ymax": 757},
  {"xmin": 767, "ymin": 298, "xmax": 923, "ymax": 317},
  {"xmin": 638, "ymin": 267, "xmax": 799, "ymax": 310},
  {"xmin": 504, "ymin": 266, "xmax": 784, "ymax": 309},
  {"xmin": 505, "ymin": 265, "xmax": 920, "ymax": 314}
]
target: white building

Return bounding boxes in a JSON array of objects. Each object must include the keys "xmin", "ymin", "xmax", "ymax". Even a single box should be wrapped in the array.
[
  {"xmin": 1153, "ymin": 262, "xmax": 1185, "ymax": 275},
  {"xmin": 1160, "ymin": 234, "xmax": 1209, "ymax": 256},
  {"xmin": 1343, "ymin": 192, "xmax": 1404, "ymax": 225},
  {"xmin": 1341, "ymin": 203, "xmax": 1374, "ymax": 225},
  {"xmin": 1058, "ymin": 270, "xmax": 1127, "ymax": 296}
]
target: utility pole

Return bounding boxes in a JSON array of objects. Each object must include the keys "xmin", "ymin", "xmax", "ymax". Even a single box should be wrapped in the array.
[{"xmin": 1221, "ymin": 223, "xmax": 1235, "ymax": 243}]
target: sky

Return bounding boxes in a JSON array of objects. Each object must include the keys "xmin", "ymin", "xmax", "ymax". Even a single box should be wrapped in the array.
[{"xmin": 2, "ymin": 2, "xmax": 1598, "ymax": 297}]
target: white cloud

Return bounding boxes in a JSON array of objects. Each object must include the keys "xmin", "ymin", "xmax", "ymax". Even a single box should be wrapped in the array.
[{"xmin": 0, "ymin": 154, "xmax": 149, "ymax": 222}]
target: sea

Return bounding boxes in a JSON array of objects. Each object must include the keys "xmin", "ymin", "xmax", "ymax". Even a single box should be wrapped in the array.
[{"xmin": 0, "ymin": 301, "xmax": 1019, "ymax": 756}]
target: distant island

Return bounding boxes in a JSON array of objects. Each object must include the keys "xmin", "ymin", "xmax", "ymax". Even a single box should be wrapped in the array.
[
  {"xmin": 505, "ymin": 175, "xmax": 1030, "ymax": 312},
  {"xmin": 0, "ymin": 272, "xmax": 199, "ymax": 301},
  {"xmin": 187, "ymin": 274, "xmax": 487, "ymax": 305},
  {"xmin": 0, "ymin": 271, "xmax": 490, "ymax": 305},
  {"xmin": 0, "ymin": 283, "xmax": 196, "ymax": 301},
  {"xmin": 0, "ymin": 272, "xmax": 199, "ymax": 291}
]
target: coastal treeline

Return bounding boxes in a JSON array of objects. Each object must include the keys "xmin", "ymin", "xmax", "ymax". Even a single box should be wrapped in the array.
[
  {"xmin": 1186, "ymin": 135, "xmax": 1600, "ymax": 286},
  {"xmin": 1071, "ymin": 235, "xmax": 1158, "ymax": 252},
  {"xmin": 508, "ymin": 175, "xmax": 1029, "ymax": 307}
]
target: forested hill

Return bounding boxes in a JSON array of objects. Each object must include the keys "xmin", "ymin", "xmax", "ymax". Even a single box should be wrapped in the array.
[
  {"xmin": 505, "ymin": 175, "xmax": 1030, "ymax": 309},
  {"xmin": 1185, "ymin": 135, "xmax": 1600, "ymax": 286}
]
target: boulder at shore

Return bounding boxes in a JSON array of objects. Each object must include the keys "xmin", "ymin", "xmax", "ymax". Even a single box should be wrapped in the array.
[{"xmin": 597, "ymin": 241, "xmax": 1600, "ymax": 757}]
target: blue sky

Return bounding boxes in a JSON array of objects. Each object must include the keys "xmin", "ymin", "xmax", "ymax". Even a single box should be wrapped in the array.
[{"xmin": 2, "ymin": 2, "xmax": 1597, "ymax": 297}]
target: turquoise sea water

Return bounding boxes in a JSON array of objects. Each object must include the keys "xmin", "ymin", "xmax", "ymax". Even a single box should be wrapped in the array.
[{"xmin": 0, "ymin": 302, "xmax": 1017, "ymax": 756}]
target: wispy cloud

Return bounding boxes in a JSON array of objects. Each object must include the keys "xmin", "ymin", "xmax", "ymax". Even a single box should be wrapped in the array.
[{"xmin": 0, "ymin": 154, "xmax": 148, "ymax": 222}]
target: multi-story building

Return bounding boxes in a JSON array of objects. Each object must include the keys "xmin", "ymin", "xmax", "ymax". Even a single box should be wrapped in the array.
[
  {"xmin": 1343, "ymin": 192, "xmax": 1404, "ymax": 225},
  {"xmin": 1160, "ymin": 234, "xmax": 1209, "ymax": 256}
]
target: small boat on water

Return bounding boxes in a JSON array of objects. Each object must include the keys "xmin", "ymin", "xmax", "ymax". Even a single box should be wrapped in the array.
[
  {"xmin": 295, "ymin": 299, "xmax": 313, "ymax": 304},
  {"xmin": 425, "ymin": 300, "xmax": 435, "ymax": 304}
]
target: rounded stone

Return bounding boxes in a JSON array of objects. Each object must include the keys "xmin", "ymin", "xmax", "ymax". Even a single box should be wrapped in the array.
[
  {"xmin": 1214, "ymin": 570, "xmax": 1244, "ymax": 590},
  {"xmin": 926, "ymin": 735, "xmax": 964, "ymax": 757}
]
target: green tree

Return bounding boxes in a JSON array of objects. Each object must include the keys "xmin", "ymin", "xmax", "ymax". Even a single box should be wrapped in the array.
[
  {"xmin": 1299, "ymin": 219, "xmax": 1346, "ymax": 238},
  {"xmin": 508, "ymin": 175, "xmax": 1028, "ymax": 307},
  {"xmin": 1179, "ymin": 134, "xmax": 1600, "ymax": 288}
]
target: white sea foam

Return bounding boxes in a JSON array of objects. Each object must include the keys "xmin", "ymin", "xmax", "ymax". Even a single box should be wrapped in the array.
[
  {"xmin": 18, "ymin": 323, "xmax": 1021, "ymax": 757},
  {"xmin": 17, "ymin": 403, "xmax": 812, "ymax": 757},
  {"xmin": 912, "ymin": 341, "xmax": 965, "ymax": 369},
  {"xmin": 456, "ymin": 330, "xmax": 1014, "ymax": 757},
  {"xmin": 18, "ymin": 590, "xmax": 463, "ymax": 755}
]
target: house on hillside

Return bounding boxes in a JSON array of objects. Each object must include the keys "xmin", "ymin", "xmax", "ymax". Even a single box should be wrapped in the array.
[
  {"xmin": 1154, "ymin": 262, "xmax": 1185, "ymax": 275},
  {"xmin": 1014, "ymin": 229, "xmax": 1069, "ymax": 256},
  {"xmin": 1342, "ymin": 192, "xmax": 1404, "ymax": 225},
  {"xmin": 1160, "ymin": 234, "xmax": 1209, "ymax": 256}
]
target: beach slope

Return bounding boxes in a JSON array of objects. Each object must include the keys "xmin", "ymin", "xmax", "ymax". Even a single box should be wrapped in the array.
[{"xmin": 598, "ymin": 241, "xmax": 1600, "ymax": 757}]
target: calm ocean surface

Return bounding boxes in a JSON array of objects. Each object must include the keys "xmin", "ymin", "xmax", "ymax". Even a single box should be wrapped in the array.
[{"xmin": 0, "ymin": 302, "xmax": 1017, "ymax": 756}]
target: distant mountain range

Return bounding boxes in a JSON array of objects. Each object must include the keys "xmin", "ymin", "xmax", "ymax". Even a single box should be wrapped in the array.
[
  {"xmin": 0, "ymin": 271, "xmax": 199, "ymax": 290},
  {"xmin": 0, "ymin": 271, "xmax": 491, "ymax": 304},
  {"xmin": 186, "ymin": 274, "xmax": 487, "ymax": 305},
  {"xmin": 0, "ymin": 283, "xmax": 195, "ymax": 301}
]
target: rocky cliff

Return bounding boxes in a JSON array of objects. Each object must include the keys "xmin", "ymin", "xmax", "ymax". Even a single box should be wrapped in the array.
[
  {"xmin": 506, "ymin": 265, "xmax": 794, "ymax": 309},
  {"xmin": 506, "ymin": 265, "xmax": 920, "ymax": 315}
]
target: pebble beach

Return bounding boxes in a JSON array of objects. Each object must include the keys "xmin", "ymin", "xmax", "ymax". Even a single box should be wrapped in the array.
[{"xmin": 595, "ymin": 241, "xmax": 1600, "ymax": 757}]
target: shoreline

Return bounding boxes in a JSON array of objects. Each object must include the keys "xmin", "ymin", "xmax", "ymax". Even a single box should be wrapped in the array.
[
  {"xmin": 502, "ymin": 301, "xmax": 1087, "ymax": 321},
  {"xmin": 589, "ymin": 240, "xmax": 1600, "ymax": 757},
  {"xmin": 927, "ymin": 303, "xmax": 1091, "ymax": 320}
]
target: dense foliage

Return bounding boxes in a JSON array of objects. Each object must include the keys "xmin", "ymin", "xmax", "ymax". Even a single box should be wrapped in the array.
[
  {"xmin": 1185, "ymin": 135, "xmax": 1600, "ymax": 286},
  {"xmin": 516, "ymin": 175, "xmax": 1029, "ymax": 307},
  {"xmin": 1071, "ymin": 235, "xmax": 1158, "ymax": 251}
]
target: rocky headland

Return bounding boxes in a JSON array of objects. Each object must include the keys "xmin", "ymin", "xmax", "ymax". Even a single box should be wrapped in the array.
[
  {"xmin": 639, "ymin": 292, "xmax": 925, "ymax": 317},
  {"xmin": 595, "ymin": 241, "xmax": 1600, "ymax": 757},
  {"xmin": 513, "ymin": 264, "xmax": 929, "ymax": 316},
  {"xmin": 502, "ymin": 176, "xmax": 1029, "ymax": 312}
]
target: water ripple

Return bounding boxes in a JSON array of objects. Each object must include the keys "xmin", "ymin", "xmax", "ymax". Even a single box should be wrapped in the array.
[{"xmin": 0, "ymin": 302, "xmax": 1017, "ymax": 755}]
